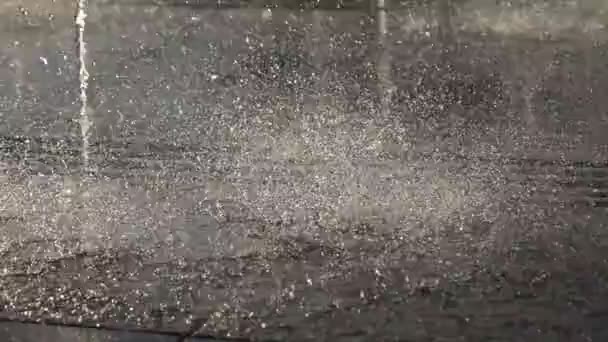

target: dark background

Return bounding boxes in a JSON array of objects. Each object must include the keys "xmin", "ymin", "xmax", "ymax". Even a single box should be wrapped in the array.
[{"xmin": 1, "ymin": 1, "xmax": 608, "ymax": 341}]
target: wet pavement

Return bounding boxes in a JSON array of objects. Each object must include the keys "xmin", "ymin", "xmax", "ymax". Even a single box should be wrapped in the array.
[{"xmin": 1, "ymin": 0, "xmax": 608, "ymax": 341}]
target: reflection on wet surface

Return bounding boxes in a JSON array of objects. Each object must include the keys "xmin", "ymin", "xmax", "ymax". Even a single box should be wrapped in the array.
[{"xmin": 1, "ymin": 0, "xmax": 608, "ymax": 341}]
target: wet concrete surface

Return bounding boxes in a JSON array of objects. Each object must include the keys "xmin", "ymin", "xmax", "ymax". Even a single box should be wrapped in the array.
[
  {"xmin": 0, "ymin": 322, "xmax": 180, "ymax": 342},
  {"xmin": 1, "ymin": 1, "xmax": 608, "ymax": 341},
  {"xmin": 0, "ymin": 321, "xmax": 229, "ymax": 342}
]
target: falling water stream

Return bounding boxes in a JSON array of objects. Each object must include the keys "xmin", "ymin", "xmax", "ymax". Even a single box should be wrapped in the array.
[{"xmin": 76, "ymin": 0, "xmax": 90, "ymax": 172}]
